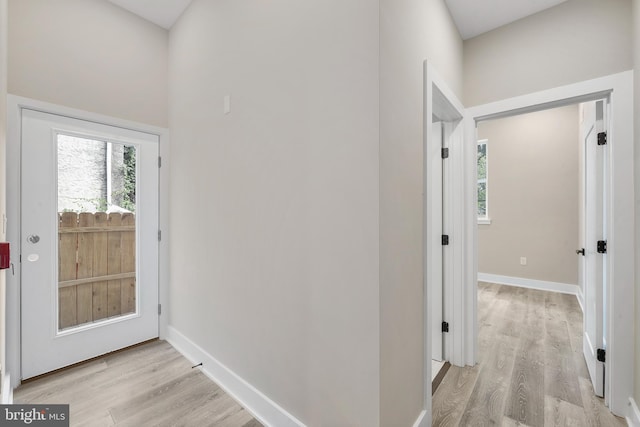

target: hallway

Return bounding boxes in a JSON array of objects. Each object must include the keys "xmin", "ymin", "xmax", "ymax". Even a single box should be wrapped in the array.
[{"xmin": 432, "ymin": 282, "xmax": 625, "ymax": 426}]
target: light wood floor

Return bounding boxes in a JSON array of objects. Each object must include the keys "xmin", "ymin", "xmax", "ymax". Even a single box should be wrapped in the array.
[
  {"xmin": 14, "ymin": 340, "xmax": 262, "ymax": 427},
  {"xmin": 432, "ymin": 282, "xmax": 626, "ymax": 427}
]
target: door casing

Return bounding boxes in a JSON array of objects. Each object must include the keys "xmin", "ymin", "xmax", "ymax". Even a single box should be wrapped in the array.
[
  {"xmin": 462, "ymin": 71, "xmax": 634, "ymax": 416},
  {"xmin": 5, "ymin": 95, "xmax": 170, "ymax": 389},
  {"xmin": 422, "ymin": 69, "xmax": 633, "ymax": 424},
  {"xmin": 422, "ymin": 61, "xmax": 466, "ymax": 427}
]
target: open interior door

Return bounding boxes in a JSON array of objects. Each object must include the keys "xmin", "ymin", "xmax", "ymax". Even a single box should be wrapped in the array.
[{"xmin": 581, "ymin": 100, "xmax": 606, "ymax": 397}]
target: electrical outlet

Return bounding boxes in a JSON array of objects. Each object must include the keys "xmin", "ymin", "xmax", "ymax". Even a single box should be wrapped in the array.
[{"xmin": 520, "ymin": 257, "xmax": 527, "ymax": 266}]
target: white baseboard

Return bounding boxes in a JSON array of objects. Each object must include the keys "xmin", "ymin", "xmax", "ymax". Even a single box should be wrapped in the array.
[
  {"xmin": 627, "ymin": 397, "xmax": 640, "ymax": 427},
  {"xmin": 166, "ymin": 326, "xmax": 305, "ymax": 427},
  {"xmin": 478, "ymin": 273, "xmax": 580, "ymax": 298},
  {"xmin": 2, "ymin": 373, "xmax": 12, "ymax": 404},
  {"xmin": 412, "ymin": 409, "xmax": 429, "ymax": 427}
]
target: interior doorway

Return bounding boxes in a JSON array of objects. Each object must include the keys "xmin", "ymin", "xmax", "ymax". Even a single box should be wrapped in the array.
[
  {"xmin": 474, "ymin": 99, "xmax": 607, "ymax": 399},
  {"xmin": 462, "ymin": 71, "xmax": 634, "ymax": 416}
]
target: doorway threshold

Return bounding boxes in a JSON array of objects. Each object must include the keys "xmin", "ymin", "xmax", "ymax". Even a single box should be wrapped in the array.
[{"xmin": 432, "ymin": 360, "xmax": 451, "ymax": 394}]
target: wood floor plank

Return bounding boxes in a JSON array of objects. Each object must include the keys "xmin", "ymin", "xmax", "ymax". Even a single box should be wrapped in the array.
[
  {"xmin": 497, "ymin": 286, "xmax": 527, "ymax": 338},
  {"xmin": 74, "ymin": 414, "xmax": 115, "ymax": 427},
  {"xmin": 458, "ymin": 336, "xmax": 517, "ymax": 425},
  {"xmin": 501, "ymin": 416, "xmax": 532, "ymax": 427},
  {"xmin": 544, "ymin": 395, "xmax": 587, "ymax": 427},
  {"xmin": 14, "ymin": 341, "xmax": 262, "ymax": 427},
  {"xmin": 504, "ymin": 336, "xmax": 545, "ymax": 427},
  {"xmin": 434, "ymin": 283, "xmax": 626, "ymax": 427},
  {"xmin": 477, "ymin": 297, "xmax": 511, "ymax": 363},
  {"xmin": 15, "ymin": 360, "xmax": 109, "ymax": 403},
  {"xmin": 70, "ymin": 353, "xmax": 192, "ymax": 422},
  {"xmin": 521, "ymin": 289, "xmax": 545, "ymax": 342},
  {"xmin": 544, "ymin": 318, "xmax": 582, "ymax": 407},
  {"xmin": 432, "ymin": 365, "xmax": 480, "ymax": 427},
  {"xmin": 110, "ymin": 371, "xmax": 223, "ymax": 426}
]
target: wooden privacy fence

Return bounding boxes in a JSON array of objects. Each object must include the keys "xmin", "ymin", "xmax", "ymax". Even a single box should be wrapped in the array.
[{"xmin": 58, "ymin": 212, "xmax": 136, "ymax": 330}]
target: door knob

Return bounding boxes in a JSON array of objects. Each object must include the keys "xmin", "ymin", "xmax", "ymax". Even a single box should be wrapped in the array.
[{"xmin": 576, "ymin": 248, "xmax": 585, "ymax": 256}]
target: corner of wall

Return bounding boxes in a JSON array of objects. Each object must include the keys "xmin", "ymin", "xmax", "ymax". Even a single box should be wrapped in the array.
[
  {"xmin": 379, "ymin": 0, "xmax": 463, "ymax": 424},
  {"xmin": 633, "ymin": 0, "xmax": 640, "ymax": 411}
]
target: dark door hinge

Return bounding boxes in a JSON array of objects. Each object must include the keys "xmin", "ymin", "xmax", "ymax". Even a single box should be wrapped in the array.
[
  {"xmin": 441, "ymin": 148, "xmax": 449, "ymax": 159},
  {"xmin": 158, "ymin": 156, "xmax": 162, "ymax": 168},
  {"xmin": 158, "ymin": 230, "xmax": 162, "ymax": 242},
  {"xmin": 597, "ymin": 240, "xmax": 607, "ymax": 254},
  {"xmin": 597, "ymin": 348, "xmax": 606, "ymax": 362},
  {"xmin": 598, "ymin": 132, "xmax": 607, "ymax": 145},
  {"xmin": 442, "ymin": 235, "xmax": 449, "ymax": 245},
  {"xmin": 442, "ymin": 321, "xmax": 449, "ymax": 333},
  {"xmin": 158, "ymin": 304, "xmax": 162, "ymax": 315},
  {"xmin": 597, "ymin": 132, "xmax": 607, "ymax": 146}
]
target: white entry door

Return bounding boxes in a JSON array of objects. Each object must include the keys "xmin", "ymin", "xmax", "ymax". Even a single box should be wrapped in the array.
[
  {"xmin": 581, "ymin": 100, "xmax": 607, "ymax": 397},
  {"xmin": 21, "ymin": 109, "xmax": 159, "ymax": 379}
]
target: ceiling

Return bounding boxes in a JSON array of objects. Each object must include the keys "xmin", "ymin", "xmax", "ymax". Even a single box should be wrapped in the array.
[
  {"xmin": 108, "ymin": 0, "xmax": 568, "ymax": 37},
  {"xmin": 108, "ymin": 0, "xmax": 193, "ymax": 29},
  {"xmin": 445, "ymin": 0, "xmax": 569, "ymax": 40}
]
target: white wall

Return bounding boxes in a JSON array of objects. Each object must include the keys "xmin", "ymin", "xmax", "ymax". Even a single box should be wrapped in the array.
[
  {"xmin": 8, "ymin": 0, "xmax": 168, "ymax": 127},
  {"xmin": 464, "ymin": 0, "xmax": 633, "ymax": 106},
  {"xmin": 168, "ymin": 1, "xmax": 379, "ymax": 425},
  {"xmin": 477, "ymin": 106, "xmax": 579, "ymax": 286},
  {"xmin": 633, "ymin": 0, "xmax": 640, "ymax": 411},
  {"xmin": 379, "ymin": 0, "xmax": 462, "ymax": 425}
]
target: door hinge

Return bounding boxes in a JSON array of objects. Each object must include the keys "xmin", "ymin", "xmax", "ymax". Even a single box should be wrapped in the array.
[
  {"xmin": 597, "ymin": 348, "xmax": 606, "ymax": 362},
  {"xmin": 158, "ymin": 304, "xmax": 162, "ymax": 315},
  {"xmin": 597, "ymin": 240, "xmax": 607, "ymax": 254},
  {"xmin": 442, "ymin": 321, "xmax": 449, "ymax": 333},
  {"xmin": 158, "ymin": 156, "xmax": 162, "ymax": 168},
  {"xmin": 442, "ymin": 235, "xmax": 449, "ymax": 246},
  {"xmin": 158, "ymin": 230, "xmax": 162, "ymax": 241},
  {"xmin": 441, "ymin": 148, "xmax": 449, "ymax": 159},
  {"xmin": 597, "ymin": 132, "xmax": 607, "ymax": 146}
]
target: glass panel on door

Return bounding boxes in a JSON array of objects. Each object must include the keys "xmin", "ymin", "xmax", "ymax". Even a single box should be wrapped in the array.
[{"xmin": 56, "ymin": 135, "xmax": 137, "ymax": 331}]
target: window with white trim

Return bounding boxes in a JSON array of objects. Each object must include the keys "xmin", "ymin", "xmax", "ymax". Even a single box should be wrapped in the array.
[{"xmin": 477, "ymin": 139, "xmax": 488, "ymax": 221}]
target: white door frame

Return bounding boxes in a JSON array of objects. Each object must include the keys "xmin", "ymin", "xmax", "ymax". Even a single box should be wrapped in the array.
[
  {"xmin": 462, "ymin": 71, "xmax": 633, "ymax": 417},
  {"xmin": 430, "ymin": 121, "xmax": 444, "ymax": 363},
  {"xmin": 5, "ymin": 95, "xmax": 170, "ymax": 390},
  {"xmin": 421, "ymin": 61, "xmax": 466, "ymax": 427}
]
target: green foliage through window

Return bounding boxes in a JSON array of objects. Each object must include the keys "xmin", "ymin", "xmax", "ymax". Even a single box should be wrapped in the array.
[
  {"xmin": 477, "ymin": 141, "xmax": 487, "ymax": 217},
  {"xmin": 122, "ymin": 145, "xmax": 136, "ymax": 212}
]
